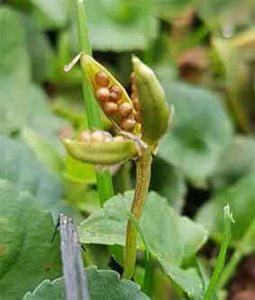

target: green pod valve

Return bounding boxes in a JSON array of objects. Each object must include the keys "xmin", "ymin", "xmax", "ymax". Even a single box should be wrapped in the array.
[
  {"xmin": 63, "ymin": 138, "xmax": 139, "ymax": 166},
  {"xmin": 132, "ymin": 56, "xmax": 171, "ymax": 146}
]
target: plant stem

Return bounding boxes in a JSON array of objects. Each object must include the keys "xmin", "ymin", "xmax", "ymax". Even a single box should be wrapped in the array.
[
  {"xmin": 123, "ymin": 149, "xmax": 152, "ymax": 279},
  {"xmin": 204, "ymin": 205, "xmax": 233, "ymax": 300},
  {"xmin": 76, "ymin": 0, "xmax": 114, "ymax": 205}
]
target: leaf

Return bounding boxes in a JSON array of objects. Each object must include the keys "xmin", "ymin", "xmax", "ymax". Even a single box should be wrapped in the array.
[
  {"xmin": 0, "ymin": 135, "xmax": 65, "ymax": 213},
  {"xmin": 78, "ymin": 191, "xmax": 207, "ymax": 297},
  {"xmin": 160, "ymin": 261, "xmax": 204, "ymax": 299},
  {"xmin": 22, "ymin": 128, "xmax": 64, "ymax": 175},
  {"xmin": 0, "ymin": 6, "xmax": 31, "ymax": 82},
  {"xmin": 0, "ymin": 77, "xmax": 66, "ymax": 148},
  {"xmin": 151, "ymin": 157, "xmax": 186, "ymax": 211},
  {"xmin": 210, "ymin": 136, "xmax": 255, "ymax": 190},
  {"xmin": 84, "ymin": 0, "xmax": 158, "ymax": 51},
  {"xmin": 157, "ymin": 81, "xmax": 233, "ymax": 183},
  {"xmin": 0, "ymin": 179, "xmax": 61, "ymax": 300},
  {"xmin": 24, "ymin": 266, "xmax": 149, "ymax": 300},
  {"xmin": 30, "ymin": 0, "xmax": 70, "ymax": 29},
  {"xmin": 22, "ymin": 14, "xmax": 54, "ymax": 82},
  {"xmin": 197, "ymin": 0, "xmax": 255, "ymax": 29},
  {"xmin": 196, "ymin": 172, "xmax": 255, "ymax": 244}
]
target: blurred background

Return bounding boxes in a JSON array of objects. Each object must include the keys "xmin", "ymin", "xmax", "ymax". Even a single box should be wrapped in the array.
[{"xmin": 0, "ymin": 0, "xmax": 254, "ymax": 299}]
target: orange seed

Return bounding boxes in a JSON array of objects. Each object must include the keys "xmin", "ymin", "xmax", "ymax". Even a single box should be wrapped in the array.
[
  {"xmin": 95, "ymin": 71, "xmax": 110, "ymax": 87},
  {"xmin": 96, "ymin": 88, "xmax": 110, "ymax": 103}
]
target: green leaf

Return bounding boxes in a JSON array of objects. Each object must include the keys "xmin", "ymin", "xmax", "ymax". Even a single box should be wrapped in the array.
[
  {"xmin": 30, "ymin": 0, "xmax": 70, "ymax": 29},
  {"xmin": 0, "ymin": 135, "xmax": 65, "ymax": 213},
  {"xmin": 0, "ymin": 179, "xmax": 61, "ymax": 300},
  {"xmin": 210, "ymin": 136, "xmax": 255, "ymax": 190},
  {"xmin": 22, "ymin": 15, "xmax": 54, "ymax": 82},
  {"xmin": 151, "ymin": 157, "xmax": 186, "ymax": 211},
  {"xmin": 84, "ymin": 0, "xmax": 158, "ymax": 51},
  {"xmin": 158, "ymin": 81, "xmax": 233, "ymax": 184},
  {"xmin": 0, "ymin": 6, "xmax": 31, "ymax": 82},
  {"xmin": 196, "ymin": 172, "xmax": 255, "ymax": 244},
  {"xmin": 24, "ymin": 266, "xmax": 149, "ymax": 300},
  {"xmin": 78, "ymin": 191, "xmax": 207, "ymax": 297},
  {"xmin": 22, "ymin": 128, "xmax": 64, "ymax": 175},
  {"xmin": 0, "ymin": 77, "xmax": 66, "ymax": 147}
]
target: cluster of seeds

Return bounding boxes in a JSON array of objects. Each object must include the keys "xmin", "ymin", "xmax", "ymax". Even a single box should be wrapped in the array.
[
  {"xmin": 79, "ymin": 130, "xmax": 125, "ymax": 143},
  {"xmin": 130, "ymin": 72, "xmax": 141, "ymax": 123},
  {"xmin": 94, "ymin": 71, "xmax": 140, "ymax": 133}
]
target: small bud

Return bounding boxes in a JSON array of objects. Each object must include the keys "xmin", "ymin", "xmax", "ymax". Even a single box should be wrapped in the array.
[
  {"xmin": 119, "ymin": 102, "xmax": 133, "ymax": 117},
  {"xmin": 79, "ymin": 131, "xmax": 91, "ymax": 143},
  {"xmin": 109, "ymin": 85, "xmax": 122, "ymax": 102},
  {"xmin": 103, "ymin": 102, "xmax": 118, "ymax": 116},
  {"xmin": 121, "ymin": 118, "xmax": 136, "ymax": 132},
  {"xmin": 132, "ymin": 56, "xmax": 170, "ymax": 146},
  {"xmin": 96, "ymin": 87, "xmax": 110, "ymax": 103},
  {"xmin": 95, "ymin": 71, "xmax": 110, "ymax": 87}
]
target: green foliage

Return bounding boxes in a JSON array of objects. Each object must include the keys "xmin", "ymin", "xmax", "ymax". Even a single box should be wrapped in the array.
[
  {"xmin": 0, "ymin": 135, "xmax": 65, "ymax": 213},
  {"xmin": 0, "ymin": 180, "xmax": 61, "ymax": 300},
  {"xmin": 158, "ymin": 81, "xmax": 233, "ymax": 184},
  {"xmin": 0, "ymin": 0, "xmax": 254, "ymax": 298},
  {"xmin": 85, "ymin": 0, "xmax": 158, "ymax": 51},
  {"xmin": 196, "ymin": 172, "xmax": 255, "ymax": 244},
  {"xmin": 78, "ymin": 191, "xmax": 208, "ymax": 297},
  {"xmin": 24, "ymin": 266, "xmax": 149, "ymax": 300}
]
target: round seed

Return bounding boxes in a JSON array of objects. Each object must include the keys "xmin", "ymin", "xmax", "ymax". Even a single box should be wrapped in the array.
[
  {"xmin": 103, "ymin": 131, "xmax": 113, "ymax": 142},
  {"xmin": 118, "ymin": 102, "xmax": 133, "ymax": 117},
  {"xmin": 95, "ymin": 71, "xmax": 110, "ymax": 87},
  {"xmin": 96, "ymin": 87, "xmax": 110, "ymax": 103},
  {"xmin": 113, "ymin": 136, "xmax": 125, "ymax": 142},
  {"xmin": 102, "ymin": 102, "xmax": 118, "ymax": 116},
  {"xmin": 120, "ymin": 118, "xmax": 136, "ymax": 131},
  {"xmin": 79, "ymin": 131, "xmax": 91, "ymax": 143},
  {"xmin": 91, "ymin": 131, "xmax": 106, "ymax": 143},
  {"xmin": 109, "ymin": 85, "xmax": 122, "ymax": 102}
]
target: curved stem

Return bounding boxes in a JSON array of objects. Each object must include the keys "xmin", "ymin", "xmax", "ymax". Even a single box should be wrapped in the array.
[{"xmin": 123, "ymin": 149, "xmax": 152, "ymax": 279}]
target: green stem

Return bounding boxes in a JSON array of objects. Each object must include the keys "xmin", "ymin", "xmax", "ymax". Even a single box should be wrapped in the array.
[
  {"xmin": 123, "ymin": 149, "xmax": 152, "ymax": 279},
  {"xmin": 76, "ymin": 0, "xmax": 114, "ymax": 204},
  {"xmin": 204, "ymin": 205, "xmax": 233, "ymax": 299}
]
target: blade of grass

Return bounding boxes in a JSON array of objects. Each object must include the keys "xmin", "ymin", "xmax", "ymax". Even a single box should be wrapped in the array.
[
  {"xmin": 204, "ymin": 204, "xmax": 234, "ymax": 300},
  {"xmin": 76, "ymin": 0, "xmax": 114, "ymax": 205},
  {"xmin": 218, "ymin": 219, "xmax": 255, "ymax": 289}
]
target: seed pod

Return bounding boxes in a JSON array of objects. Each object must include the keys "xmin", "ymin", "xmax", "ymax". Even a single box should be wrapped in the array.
[
  {"xmin": 132, "ymin": 56, "xmax": 171, "ymax": 145},
  {"xmin": 80, "ymin": 54, "xmax": 140, "ymax": 135},
  {"xmin": 63, "ymin": 137, "xmax": 138, "ymax": 165}
]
